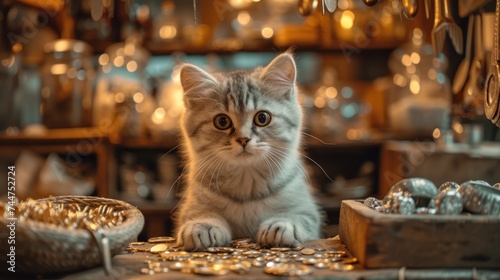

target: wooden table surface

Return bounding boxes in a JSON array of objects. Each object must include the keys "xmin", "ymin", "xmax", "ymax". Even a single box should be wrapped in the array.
[{"xmin": 54, "ymin": 238, "xmax": 500, "ymax": 280}]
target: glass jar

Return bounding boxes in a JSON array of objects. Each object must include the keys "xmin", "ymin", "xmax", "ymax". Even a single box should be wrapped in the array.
[
  {"xmin": 93, "ymin": 34, "xmax": 154, "ymax": 139},
  {"xmin": 40, "ymin": 39, "xmax": 94, "ymax": 128},
  {"xmin": 387, "ymin": 29, "xmax": 451, "ymax": 135}
]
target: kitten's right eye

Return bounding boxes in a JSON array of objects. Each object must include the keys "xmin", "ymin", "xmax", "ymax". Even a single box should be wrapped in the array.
[{"xmin": 213, "ymin": 114, "xmax": 232, "ymax": 130}]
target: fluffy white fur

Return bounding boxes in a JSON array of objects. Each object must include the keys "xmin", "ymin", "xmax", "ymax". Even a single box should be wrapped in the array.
[{"xmin": 174, "ymin": 53, "xmax": 321, "ymax": 251}]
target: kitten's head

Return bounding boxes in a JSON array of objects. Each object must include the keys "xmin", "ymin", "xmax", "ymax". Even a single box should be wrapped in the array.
[{"xmin": 179, "ymin": 53, "xmax": 302, "ymax": 165}]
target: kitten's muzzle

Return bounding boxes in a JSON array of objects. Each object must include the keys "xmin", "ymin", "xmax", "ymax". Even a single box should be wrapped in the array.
[{"xmin": 236, "ymin": 137, "xmax": 251, "ymax": 147}]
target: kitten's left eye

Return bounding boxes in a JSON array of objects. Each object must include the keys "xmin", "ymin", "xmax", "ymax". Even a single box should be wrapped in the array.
[{"xmin": 254, "ymin": 111, "xmax": 272, "ymax": 127}]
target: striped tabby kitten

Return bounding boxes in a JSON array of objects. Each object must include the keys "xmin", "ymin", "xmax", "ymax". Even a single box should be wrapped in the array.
[{"xmin": 175, "ymin": 53, "xmax": 321, "ymax": 251}]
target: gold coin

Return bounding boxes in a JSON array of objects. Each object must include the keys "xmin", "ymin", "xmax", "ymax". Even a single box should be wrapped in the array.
[
  {"xmin": 168, "ymin": 261, "xmax": 195, "ymax": 271},
  {"xmin": 300, "ymin": 248, "xmax": 316, "ymax": 255},
  {"xmin": 231, "ymin": 238, "xmax": 251, "ymax": 244},
  {"xmin": 140, "ymin": 268, "xmax": 153, "ymax": 275},
  {"xmin": 271, "ymin": 247, "xmax": 291, "ymax": 252},
  {"xmin": 302, "ymin": 258, "xmax": 318, "ymax": 265},
  {"xmin": 315, "ymin": 262, "xmax": 330, "ymax": 269},
  {"xmin": 193, "ymin": 265, "xmax": 229, "ymax": 276},
  {"xmin": 150, "ymin": 243, "xmax": 168, "ymax": 253},
  {"xmin": 242, "ymin": 250, "xmax": 261, "ymax": 258},
  {"xmin": 215, "ymin": 247, "xmax": 234, "ymax": 253},
  {"xmin": 330, "ymin": 263, "xmax": 354, "ymax": 271},
  {"xmin": 148, "ymin": 236, "xmax": 176, "ymax": 243},
  {"xmin": 292, "ymin": 246, "xmax": 305, "ymax": 251},
  {"xmin": 160, "ymin": 251, "xmax": 190, "ymax": 261},
  {"xmin": 343, "ymin": 257, "xmax": 358, "ymax": 264},
  {"xmin": 129, "ymin": 241, "xmax": 145, "ymax": 246},
  {"xmin": 230, "ymin": 262, "xmax": 251, "ymax": 275}
]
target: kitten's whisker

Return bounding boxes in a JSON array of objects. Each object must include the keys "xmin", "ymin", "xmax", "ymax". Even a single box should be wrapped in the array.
[
  {"xmin": 196, "ymin": 153, "xmax": 223, "ymax": 193},
  {"xmin": 264, "ymin": 151, "xmax": 287, "ymax": 178},
  {"xmin": 163, "ymin": 149, "xmax": 219, "ymax": 207},
  {"xmin": 168, "ymin": 150, "xmax": 219, "ymax": 192},
  {"xmin": 209, "ymin": 156, "xmax": 226, "ymax": 196},
  {"xmin": 157, "ymin": 144, "xmax": 182, "ymax": 162},
  {"xmin": 267, "ymin": 149, "xmax": 309, "ymax": 183},
  {"xmin": 300, "ymin": 132, "xmax": 337, "ymax": 146},
  {"xmin": 215, "ymin": 158, "xmax": 228, "ymax": 195},
  {"xmin": 274, "ymin": 146, "xmax": 335, "ymax": 183},
  {"xmin": 258, "ymin": 154, "xmax": 275, "ymax": 179}
]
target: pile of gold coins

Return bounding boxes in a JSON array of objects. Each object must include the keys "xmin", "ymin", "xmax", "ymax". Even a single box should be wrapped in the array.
[
  {"xmin": 126, "ymin": 237, "xmax": 358, "ymax": 276},
  {"xmin": 8, "ymin": 198, "xmax": 127, "ymax": 230}
]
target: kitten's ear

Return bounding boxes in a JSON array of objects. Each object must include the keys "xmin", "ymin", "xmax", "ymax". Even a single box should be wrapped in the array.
[
  {"xmin": 180, "ymin": 64, "xmax": 218, "ymax": 109},
  {"xmin": 179, "ymin": 64, "xmax": 217, "ymax": 95},
  {"xmin": 260, "ymin": 53, "xmax": 297, "ymax": 99}
]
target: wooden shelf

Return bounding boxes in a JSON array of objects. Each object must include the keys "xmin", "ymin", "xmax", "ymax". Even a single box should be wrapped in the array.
[{"xmin": 0, "ymin": 127, "xmax": 115, "ymax": 198}]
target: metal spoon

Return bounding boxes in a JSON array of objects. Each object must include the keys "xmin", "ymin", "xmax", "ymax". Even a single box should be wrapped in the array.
[
  {"xmin": 463, "ymin": 15, "xmax": 485, "ymax": 111},
  {"xmin": 452, "ymin": 15, "xmax": 474, "ymax": 95},
  {"xmin": 401, "ymin": 0, "xmax": 418, "ymax": 19}
]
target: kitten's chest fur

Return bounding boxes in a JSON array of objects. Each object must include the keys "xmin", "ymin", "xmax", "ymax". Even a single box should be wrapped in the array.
[{"xmin": 195, "ymin": 158, "xmax": 293, "ymax": 203}]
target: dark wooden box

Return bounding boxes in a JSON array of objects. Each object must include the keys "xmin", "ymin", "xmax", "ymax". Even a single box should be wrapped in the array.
[{"xmin": 339, "ymin": 200, "xmax": 500, "ymax": 268}]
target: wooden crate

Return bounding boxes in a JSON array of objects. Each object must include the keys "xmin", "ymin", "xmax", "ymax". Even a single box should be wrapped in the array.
[{"xmin": 339, "ymin": 200, "xmax": 500, "ymax": 269}]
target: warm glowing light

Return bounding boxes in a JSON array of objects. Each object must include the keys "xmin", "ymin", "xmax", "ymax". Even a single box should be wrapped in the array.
[
  {"xmin": 325, "ymin": 87, "xmax": 337, "ymax": 99},
  {"xmin": 159, "ymin": 25, "xmax": 177, "ymax": 39},
  {"xmin": 50, "ymin": 64, "xmax": 68, "ymax": 75},
  {"xmin": 124, "ymin": 43, "xmax": 135, "ymax": 56},
  {"xmin": 154, "ymin": 107, "xmax": 166, "ymax": 119},
  {"xmin": 338, "ymin": 0, "xmax": 349, "ymax": 10},
  {"xmin": 432, "ymin": 128, "xmax": 441, "ymax": 139},
  {"xmin": 229, "ymin": 0, "xmax": 250, "ymax": 9},
  {"xmin": 410, "ymin": 52, "xmax": 421, "ymax": 64},
  {"xmin": 152, "ymin": 107, "xmax": 166, "ymax": 125},
  {"xmin": 346, "ymin": 129, "xmax": 362, "ymax": 140},
  {"xmin": 114, "ymin": 56, "xmax": 124, "ymax": 67},
  {"xmin": 98, "ymin": 54, "xmax": 109, "ymax": 66},
  {"xmin": 237, "ymin": 11, "xmax": 251, "ymax": 25},
  {"xmin": 126, "ymin": 61, "xmax": 138, "ymax": 72},
  {"xmin": 261, "ymin": 26, "xmax": 274, "ymax": 39},
  {"xmin": 401, "ymin": 54, "xmax": 411, "ymax": 66},
  {"xmin": 393, "ymin": 73, "xmax": 407, "ymax": 87},
  {"xmin": 12, "ymin": 43, "xmax": 22, "ymax": 53},
  {"xmin": 340, "ymin": 11, "xmax": 355, "ymax": 29},
  {"xmin": 409, "ymin": 80, "xmax": 420, "ymax": 94},
  {"xmin": 133, "ymin": 92, "xmax": 144, "ymax": 103},
  {"xmin": 314, "ymin": 97, "xmax": 326, "ymax": 108},
  {"xmin": 453, "ymin": 122, "xmax": 463, "ymax": 134}
]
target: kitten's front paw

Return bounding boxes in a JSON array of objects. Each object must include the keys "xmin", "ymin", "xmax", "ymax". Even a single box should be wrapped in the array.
[
  {"xmin": 177, "ymin": 221, "xmax": 232, "ymax": 251},
  {"xmin": 257, "ymin": 219, "xmax": 303, "ymax": 247}
]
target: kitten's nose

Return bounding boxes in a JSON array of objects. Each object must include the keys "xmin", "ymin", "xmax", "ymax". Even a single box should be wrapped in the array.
[{"xmin": 236, "ymin": 137, "xmax": 251, "ymax": 147}]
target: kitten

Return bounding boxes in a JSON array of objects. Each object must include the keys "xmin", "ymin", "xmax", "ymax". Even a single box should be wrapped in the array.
[{"xmin": 174, "ymin": 52, "xmax": 322, "ymax": 251}]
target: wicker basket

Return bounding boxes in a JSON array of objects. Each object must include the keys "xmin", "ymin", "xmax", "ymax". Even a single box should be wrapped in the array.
[{"xmin": 0, "ymin": 196, "xmax": 144, "ymax": 274}]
